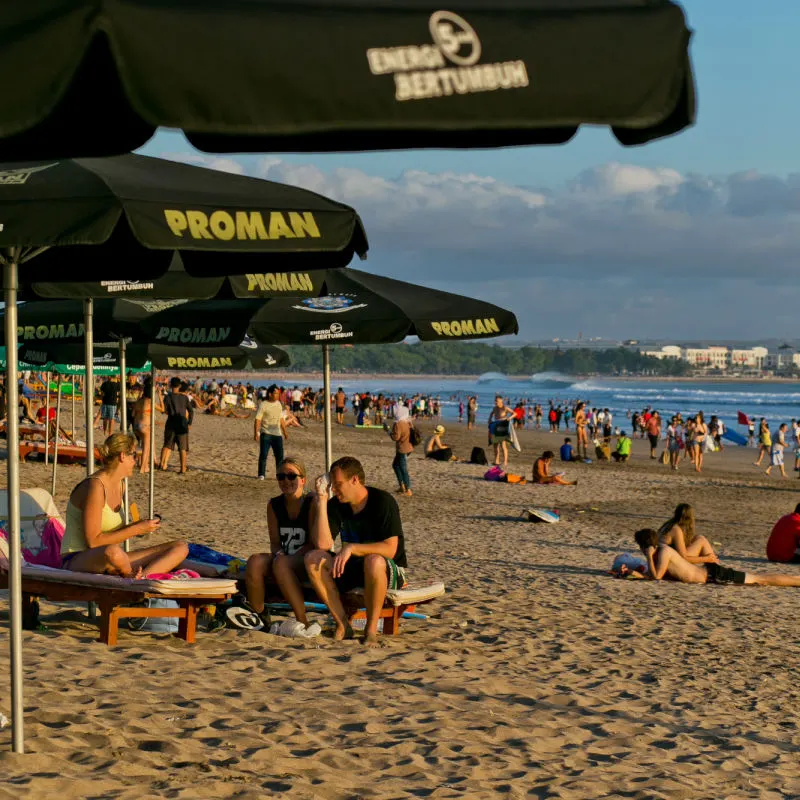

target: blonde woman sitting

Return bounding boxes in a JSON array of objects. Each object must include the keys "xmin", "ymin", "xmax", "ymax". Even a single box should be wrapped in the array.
[
  {"xmin": 60, "ymin": 432, "xmax": 189, "ymax": 578},
  {"xmin": 425, "ymin": 425, "xmax": 456, "ymax": 462},
  {"xmin": 658, "ymin": 503, "xmax": 719, "ymax": 564}
]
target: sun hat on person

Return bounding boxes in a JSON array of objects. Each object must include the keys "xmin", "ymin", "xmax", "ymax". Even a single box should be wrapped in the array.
[{"xmin": 435, "ymin": 425, "xmax": 445, "ymax": 435}]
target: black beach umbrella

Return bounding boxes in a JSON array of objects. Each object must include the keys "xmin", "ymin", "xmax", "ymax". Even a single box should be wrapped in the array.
[
  {"xmin": 133, "ymin": 267, "xmax": 518, "ymax": 467},
  {"xmin": 0, "ymin": 1, "xmax": 694, "ymax": 158},
  {"xmin": 0, "ymin": 154, "xmax": 368, "ymax": 754}
]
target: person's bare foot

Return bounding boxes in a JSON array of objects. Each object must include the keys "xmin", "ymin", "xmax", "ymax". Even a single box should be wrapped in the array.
[
  {"xmin": 363, "ymin": 631, "xmax": 380, "ymax": 648},
  {"xmin": 334, "ymin": 622, "xmax": 355, "ymax": 641},
  {"xmin": 404, "ymin": 489, "xmax": 413, "ymax": 497}
]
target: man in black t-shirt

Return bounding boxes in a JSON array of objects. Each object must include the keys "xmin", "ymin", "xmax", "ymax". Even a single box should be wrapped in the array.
[
  {"xmin": 159, "ymin": 377, "xmax": 193, "ymax": 474},
  {"xmin": 305, "ymin": 456, "xmax": 407, "ymax": 646},
  {"xmin": 99, "ymin": 376, "xmax": 120, "ymax": 436}
]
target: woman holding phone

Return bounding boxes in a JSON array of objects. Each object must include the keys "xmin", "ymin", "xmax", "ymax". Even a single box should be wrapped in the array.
[{"xmin": 60, "ymin": 432, "xmax": 189, "ymax": 578}]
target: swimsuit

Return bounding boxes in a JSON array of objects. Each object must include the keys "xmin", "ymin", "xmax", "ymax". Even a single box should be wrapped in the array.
[{"xmin": 705, "ymin": 562, "xmax": 746, "ymax": 585}]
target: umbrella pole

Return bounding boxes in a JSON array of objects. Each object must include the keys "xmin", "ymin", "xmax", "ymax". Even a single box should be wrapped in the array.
[
  {"xmin": 322, "ymin": 344, "xmax": 333, "ymax": 471},
  {"xmin": 51, "ymin": 375, "xmax": 63, "ymax": 498},
  {"xmin": 44, "ymin": 371, "xmax": 50, "ymax": 466},
  {"xmin": 149, "ymin": 364, "xmax": 156, "ymax": 519},
  {"xmin": 4, "ymin": 255, "xmax": 24, "ymax": 752},
  {"xmin": 71, "ymin": 376, "xmax": 75, "ymax": 437},
  {"xmin": 119, "ymin": 341, "xmax": 130, "ymax": 544},
  {"xmin": 84, "ymin": 300, "xmax": 94, "ymax": 476}
]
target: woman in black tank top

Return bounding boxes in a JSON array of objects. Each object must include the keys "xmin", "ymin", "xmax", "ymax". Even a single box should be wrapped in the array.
[{"xmin": 245, "ymin": 457, "xmax": 319, "ymax": 634}]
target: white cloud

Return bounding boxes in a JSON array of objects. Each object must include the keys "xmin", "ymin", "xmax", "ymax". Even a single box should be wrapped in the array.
[{"xmin": 156, "ymin": 150, "xmax": 800, "ymax": 338}]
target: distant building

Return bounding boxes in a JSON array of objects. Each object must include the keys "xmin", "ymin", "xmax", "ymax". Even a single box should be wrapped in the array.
[
  {"xmin": 682, "ymin": 346, "xmax": 729, "ymax": 369},
  {"xmin": 730, "ymin": 347, "xmax": 768, "ymax": 369},
  {"xmin": 642, "ymin": 345, "xmax": 682, "ymax": 360}
]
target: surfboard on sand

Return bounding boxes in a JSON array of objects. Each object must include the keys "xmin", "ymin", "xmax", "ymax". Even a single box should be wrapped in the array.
[
  {"xmin": 524, "ymin": 508, "xmax": 560, "ymax": 523},
  {"xmin": 722, "ymin": 429, "xmax": 747, "ymax": 446}
]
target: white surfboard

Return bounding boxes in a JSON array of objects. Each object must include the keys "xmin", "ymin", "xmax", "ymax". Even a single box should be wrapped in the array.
[
  {"xmin": 525, "ymin": 507, "xmax": 560, "ymax": 523},
  {"xmin": 510, "ymin": 423, "xmax": 522, "ymax": 453}
]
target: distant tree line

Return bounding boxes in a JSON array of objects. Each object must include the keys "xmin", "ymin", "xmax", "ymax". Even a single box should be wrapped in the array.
[{"xmin": 281, "ymin": 342, "xmax": 692, "ymax": 377}]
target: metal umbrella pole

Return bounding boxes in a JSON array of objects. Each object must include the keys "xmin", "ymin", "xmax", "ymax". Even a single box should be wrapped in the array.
[
  {"xmin": 51, "ymin": 374, "xmax": 63, "ymax": 497},
  {"xmin": 3, "ymin": 253, "xmax": 24, "ymax": 752},
  {"xmin": 322, "ymin": 344, "xmax": 333, "ymax": 471},
  {"xmin": 71, "ymin": 375, "xmax": 75, "ymax": 440},
  {"xmin": 83, "ymin": 299, "xmax": 94, "ymax": 476},
  {"xmin": 119, "ymin": 340, "xmax": 130, "ymax": 541},
  {"xmin": 149, "ymin": 363, "xmax": 156, "ymax": 519},
  {"xmin": 43, "ymin": 370, "xmax": 50, "ymax": 466}
]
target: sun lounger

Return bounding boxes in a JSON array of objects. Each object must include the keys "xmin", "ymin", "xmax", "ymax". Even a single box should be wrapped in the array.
[
  {"xmin": 344, "ymin": 578, "xmax": 445, "ymax": 634},
  {"xmin": 1, "ymin": 565, "xmax": 237, "ymax": 646},
  {"xmin": 18, "ymin": 440, "xmax": 101, "ymax": 465},
  {"xmin": 259, "ymin": 576, "xmax": 446, "ymax": 635},
  {"xmin": 0, "ymin": 488, "xmax": 236, "ymax": 645}
]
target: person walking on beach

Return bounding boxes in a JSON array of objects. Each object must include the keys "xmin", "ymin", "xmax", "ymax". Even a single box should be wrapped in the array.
[
  {"xmin": 766, "ymin": 422, "xmax": 788, "ymax": 478},
  {"xmin": 99, "ymin": 374, "xmax": 120, "ymax": 437},
  {"xmin": 159, "ymin": 377, "xmax": 192, "ymax": 474},
  {"xmin": 645, "ymin": 411, "xmax": 662, "ymax": 459},
  {"xmin": 574, "ymin": 402, "xmax": 588, "ymax": 460},
  {"xmin": 335, "ymin": 388, "xmax": 347, "ymax": 425},
  {"xmin": 666, "ymin": 415, "xmax": 683, "ymax": 471},
  {"xmin": 305, "ymin": 456, "xmax": 409, "ymax": 646},
  {"xmin": 488, "ymin": 395, "xmax": 515, "ymax": 468},
  {"xmin": 132, "ymin": 378, "xmax": 164, "ymax": 474},
  {"xmin": 467, "ymin": 396, "xmax": 478, "ymax": 430},
  {"xmin": 254, "ymin": 384, "xmax": 288, "ymax": 480},
  {"xmin": 754, "ymin": 419, "xmax": 771, "ymax": 467},
  {"xmin": 693, "ymin": 411, "xmax": 709, "ymax": 473},
  {"xmin": 388, "ymin": 406, "xmax": 413, "ymax": 496}
]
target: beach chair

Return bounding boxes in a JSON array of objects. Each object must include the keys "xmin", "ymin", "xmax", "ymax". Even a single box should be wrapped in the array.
[
  {"xmin": 0, "ymin": 489, "xmax": 237, "ymax": 646},
  {"xmin": 259, "ymin": 576, "xmax": 446, "ymax": 636},
  {"xmin": 18, "ymin": 440, "xmax": 101, "ymax": 465},
  {"xmin": 345, "ymin": 579, "xmax": 446, "ymax": 634}
]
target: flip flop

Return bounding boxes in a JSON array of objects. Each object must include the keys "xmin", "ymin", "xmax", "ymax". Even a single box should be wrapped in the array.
[{"xmin": 225, "ymin": 604, "xmax": 265, "ymax": 631}]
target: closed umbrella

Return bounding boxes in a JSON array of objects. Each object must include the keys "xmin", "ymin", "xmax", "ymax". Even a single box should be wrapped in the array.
[
  {"xmin": 0, "ymin": 153, "xmax": 367, "ymax": 753},
  {"xmin": 0, "ymin": 1, "xmax": 694, "ymax": 158},
  {"xmin": 134, "ymin": 267, "xmax": 519, "ymax": 468}
]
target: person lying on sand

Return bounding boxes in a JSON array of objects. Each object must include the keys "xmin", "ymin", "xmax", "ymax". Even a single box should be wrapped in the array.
[
  {"xmin": 633, "ymin": 529, "xmax": 800, "ymax": 586},
  {"xmin": 658, "ymin": 503, "xmax": 719, "ymax": 565},
  {"xmin": 305, "ymin": 456, "xmax": 408, "ymax": 647},
  {"xmin": 533, "ymin": 451, "xmax": 577, "ymax": 486}
]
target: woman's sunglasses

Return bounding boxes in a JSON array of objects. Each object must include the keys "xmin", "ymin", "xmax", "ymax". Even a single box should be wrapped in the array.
[{"xmin": 276, "ymin": 472, "xmax": 301, "ymax": 481}]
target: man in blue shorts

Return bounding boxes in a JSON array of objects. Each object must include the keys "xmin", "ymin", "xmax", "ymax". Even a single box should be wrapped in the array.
[
  {"xmin": 305, "ymin": 456, "xmax": 407, "ymax": 647},
  {"xmin": 99, "ymin": 375, "xmax": 120, "ymax": 436}
]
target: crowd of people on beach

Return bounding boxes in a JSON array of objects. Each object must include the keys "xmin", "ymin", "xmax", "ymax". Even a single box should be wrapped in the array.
[{"xmin": 4, "ymin": 369, "xmax": 800, "ymax": 648}]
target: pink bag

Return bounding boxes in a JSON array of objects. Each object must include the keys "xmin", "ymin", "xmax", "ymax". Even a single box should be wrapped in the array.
[
  {"xmin": 483, "ymin": 465, "xmax": 506, "ymax": 482},
  {"xmin": 0, "ymin": 517, "xmax": 65, "ymax": 569}
]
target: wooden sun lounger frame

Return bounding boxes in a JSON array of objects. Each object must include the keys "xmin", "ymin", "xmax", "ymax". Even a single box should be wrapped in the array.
[
  {"xmin": 18, "ymin": 440, "xmax": 101, "ymax": 464},
  {"xmin": 17, "ymin": 576, "xmax": 232, "ymax": 646}
]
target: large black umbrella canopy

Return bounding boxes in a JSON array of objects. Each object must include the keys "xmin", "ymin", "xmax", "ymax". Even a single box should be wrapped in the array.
[
  {"xmin": 0, "ymin": 1, "xmax": 694, "ymax": 159},
  {"xmin": 18, "ymin": 342, "xmax": 150, "ymax": 370},
  {"xmin": 147, "ymin": 343, "xmax": 290, "ymax": 371},
  {"xmin": 3, "ymin": 299, "xmax": 146, "ymax": 345},
  {"xmin": 253, "ymin": 268, "xmax": 520, "ymax": 344},
  {"xmin": 0, "ymin": 154, "xmax": 368, "ymax": 284},
  {"xmin": 134, "ymin": 268, "xmax": 518, "ymax": 345},
  {"xmin": 29, "ymin": 256, "xmax": 328, "ymax": 301}
]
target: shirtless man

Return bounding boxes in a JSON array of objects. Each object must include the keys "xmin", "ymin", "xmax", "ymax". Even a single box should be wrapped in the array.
[
  {"xmin": 335, "ymin": 387, "xmax": 347, "ymax": 425},
  {"xmin": 634, "ymin": 529, "xmax": 800, "ymax": 586},
  {"xmin": 574, "ymin": 402, "xmax": 588, "ymax": 460}
]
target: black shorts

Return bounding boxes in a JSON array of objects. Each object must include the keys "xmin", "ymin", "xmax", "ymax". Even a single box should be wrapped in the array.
[
  {"xmin": 705, "ymin": 562, "xmax": 746, "ymax": 585},
  {"xmin": 336, "ymin": 406, "xmax": 345, "ymax": 414},
  {"xmin": 334, "ymin": 555, "xmax": 405, "ymax": 593},
  {"xmin": 164, "ymin": 428, "xmax": 189, "ymax": 452},
  {"xmin": 648, "ymin": 434, "xmax": 659, "ymax": 448}
]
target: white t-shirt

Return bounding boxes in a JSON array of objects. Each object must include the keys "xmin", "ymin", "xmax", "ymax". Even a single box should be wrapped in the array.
[
  {"xmin": 256, "ymin": 400, "xmax": 283, "ymax": 437},
  {"xmin": 291, "ymin": 389, "xmax": 302, "ymax": 403}
]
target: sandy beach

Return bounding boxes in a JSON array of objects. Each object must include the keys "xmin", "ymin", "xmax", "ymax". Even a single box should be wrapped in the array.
[{"xmin": 1, "ymin": 412, "xmax": 800, "ymax": 798}]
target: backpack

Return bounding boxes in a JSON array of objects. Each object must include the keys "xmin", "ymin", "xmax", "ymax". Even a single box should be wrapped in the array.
[
  {"xmin": 409, "ymin": 425, "xmax": 422, "ymax": 447},
  {"xmin": 469, "ymin": 446, "xmax": 488, "ymax": 465}
]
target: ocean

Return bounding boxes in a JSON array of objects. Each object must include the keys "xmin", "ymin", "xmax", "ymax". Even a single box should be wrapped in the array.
[{"xmin": 261, "ymin": 371, "xmax": 800, "ymax": 433}]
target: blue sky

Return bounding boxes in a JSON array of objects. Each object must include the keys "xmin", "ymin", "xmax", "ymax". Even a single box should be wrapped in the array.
[{"xmin": 142, "ymin": 1, "xmax": 800, "ymax": 343}]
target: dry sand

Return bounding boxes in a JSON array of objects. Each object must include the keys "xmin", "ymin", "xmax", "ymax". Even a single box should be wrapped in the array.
[{"xmin": 1, "ymin": 411, "xmax": 799, "ymax": 798}]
